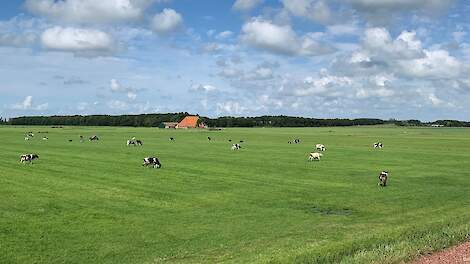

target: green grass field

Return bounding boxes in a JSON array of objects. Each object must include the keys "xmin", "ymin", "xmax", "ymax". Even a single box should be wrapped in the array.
[{"xmin": 1, "ymin": 125, "xmax": 469, "ymax": 263}]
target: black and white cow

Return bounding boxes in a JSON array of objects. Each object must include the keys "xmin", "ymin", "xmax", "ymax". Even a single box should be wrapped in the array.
[
  {"xmin": 231, "ymin": 143, "xmax": 241, "ymax": 150},
  {"xmin": 42, "ymin": 137, "xmax": 48, "ymax": 140},
  {"xmin": 316, "ymin": 144, "xmax": 326, "ymax": 151},
  {"xmin": 378, "ymin": 171, "xmax": 388, "ymax": 187},
  {"xmin": 20, "ymin": 154, "xmax": 39, "ymax": 164},
  {"xmin": 374, "ymin": 142, "xmax": 384, "ymax": 149},
  {"xmin": 169, "ymin": 137, "xmax": 175, "ymax": 142},
  {"xmin": 89, "ymin": 135, "xmax": 99, "ymax": 141},
  {"xmin": 127, "ymin": 139, "xmax": 143, "ymax": 146},
  {"xmin": 142, "ymin": 157, "xmax": 162, "ymax": 168},
  {"xmin": 208, "ymin": 137, "xmax": 212, "ymax": 141}
]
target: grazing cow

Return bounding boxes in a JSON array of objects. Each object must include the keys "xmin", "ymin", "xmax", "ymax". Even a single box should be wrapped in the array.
[
  {"xmin": 228, "ymin": 139, "xmax": 232, "ymax": 142},
  {"xmin": 373, "ymin": 142, "xmax": 383, "ymax": 149},
  {"xmin": 316, "ymin": 144, "xmax": 326, "ymax": 151},
  {"xmin": 294, "ymin": 139, "xmax": 301, "ymax": 144},
  {"xmin": 378, "ymin": 171, "xmax": 389, "ymax": 186},
  {"xmin": 231, "ymin": 143, "xmax": 241, "ymax": 150},
  {"xmin": 142, "ymin": 157, "xmax": 162, "ymax": 168},
  {"xmin": 169, "ymin": 137, "xmax": 175, "ymax": 141},
  {"xmin": 288, "ymin": 141, "xmax": 292, "ymax": 144},
  {"xmin": 89, "ymin": 135, "xmax": 99, "ymax": 141},
  {"xmin": 42, "ymin": 137, "xmax": 48, "ymax": 140},
  {"xmin": 24, "ymin": 137, "xmax": 30, "ymax": 141},
  {"xmin": 68, "ymin": 139, "xmax": 73, "ymax": 142},
  {"xmin": 20, "ymin": 154, "xmax": 39, "ymax": 164},
  {"xmin": 308, "ymin": 152, "xmax": 323, "ymax": 161},
  {"xmin": 208, "ymin": 137, "xmax": 211, "ymax": 141}
]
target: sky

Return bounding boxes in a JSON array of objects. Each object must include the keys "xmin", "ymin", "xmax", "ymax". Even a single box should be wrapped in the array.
[{"xmin": 0, "ymin": 0, "xmax": 469, "ymax": 120}]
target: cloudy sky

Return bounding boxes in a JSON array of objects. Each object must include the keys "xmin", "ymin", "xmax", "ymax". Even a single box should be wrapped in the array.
[{"xmin": 0, "ymin": 0, "xmax": 469, "ymax": 120}]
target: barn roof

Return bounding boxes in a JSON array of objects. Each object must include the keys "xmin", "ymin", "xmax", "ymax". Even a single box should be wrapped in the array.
[{"xmin": 178, "ymin": 116, "xmax": 199, "ymax": 128}]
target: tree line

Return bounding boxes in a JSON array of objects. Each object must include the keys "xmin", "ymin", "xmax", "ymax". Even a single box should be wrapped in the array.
[{"xmin": 3, "ymin": 114, "xmax": 470, "ymax": 128}]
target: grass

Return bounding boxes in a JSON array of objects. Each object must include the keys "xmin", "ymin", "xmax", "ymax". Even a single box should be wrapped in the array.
[{"xmin": 0, "ymin": 125, "xmax": 469, "ymax": 263}]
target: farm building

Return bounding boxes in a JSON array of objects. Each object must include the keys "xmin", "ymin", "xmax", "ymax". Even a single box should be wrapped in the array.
[
  {"xmin": 161, "ymin": 122, "xmax": 178, "ymax": 129},
  {"xmin": 177, "ymin": 115, "xmax": 207, "ymax": 129}
]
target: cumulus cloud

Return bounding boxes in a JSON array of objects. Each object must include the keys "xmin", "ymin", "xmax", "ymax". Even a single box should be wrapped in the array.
[
  {"xmin": 110, "ymin": 79, "xmax": 140, "ymax": 100},
  {"xmin": 233, "ymin": 0, "xmax": 264, "ymax": 11},
  {"xmin": 241, "ymin": 18, "xmax": 335, "ymax": 56},
  {"xmin": 151, "ymin": 9, "xmax": 183, "ymax": 34},
  {"xmin": 41, "ymin": 26, "xmax": 115, "ymax": 56},
  {"xmin": 25, "ymin": 0, "xmax": 154, "ymax": 24},
  {"xmin": 348, "ymin": 0, "xmax": 455, "ymax": 24},
  {"xmin": 281, "ymin": 0, "xmax": 333, "ymax": 24},
  {"xmin": 12, "ymin": 96, "xmax": 48, "ymax": 110},
  {"xmin": 0, "ymin": 32, "xmax": 37, "ymax": 47}
]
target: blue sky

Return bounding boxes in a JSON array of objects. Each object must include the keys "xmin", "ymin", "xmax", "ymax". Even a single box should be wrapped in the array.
[{"xmin": 0, "ymin": 0, "xmax": 469, "ymax": 120}]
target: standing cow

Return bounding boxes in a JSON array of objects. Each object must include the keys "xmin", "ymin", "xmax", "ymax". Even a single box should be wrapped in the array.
[
  {"xmin": 378, "ymin": 171, "xmax": 389, "ymax": 186},
  {"xmin": 20, "ymin": 154, "xmax": 39, "ymax": 164},
  {"xmin": 89, "ymin": 135, "xmax": 99, "ymax": 141}
]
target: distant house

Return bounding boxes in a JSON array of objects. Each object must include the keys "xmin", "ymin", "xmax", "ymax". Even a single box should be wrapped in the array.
[
  {"xmin": 431, "ymin": 124, "xmax": 444, "ymax": 127},
  {"xmin": 177, "ymin": 115, "xmax": 206, "ymax": 129},
  {"xmin": 162, "ymin": 122, "xmax": 178, "ymax": 129}
]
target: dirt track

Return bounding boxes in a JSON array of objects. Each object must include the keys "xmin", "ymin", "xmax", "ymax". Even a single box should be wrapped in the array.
[{"xmin": 410, "ymin": 242, "xmax": 470, "ymax": 264}]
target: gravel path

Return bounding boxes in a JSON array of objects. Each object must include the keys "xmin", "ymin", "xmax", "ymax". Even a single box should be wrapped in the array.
[{"xmin": 410, "ymin": 242, "xmax": 470, "ymax": 264}]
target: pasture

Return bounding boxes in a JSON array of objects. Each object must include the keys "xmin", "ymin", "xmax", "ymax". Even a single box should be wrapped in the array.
[{"xmin": 0, "ymin": 125, "xmax": 469, "ymax": 263}]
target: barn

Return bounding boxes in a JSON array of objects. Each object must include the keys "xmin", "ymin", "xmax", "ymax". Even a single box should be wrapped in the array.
[{"xmin": 177, "ymin": 116, "xmax": 206, "ymax": 129}]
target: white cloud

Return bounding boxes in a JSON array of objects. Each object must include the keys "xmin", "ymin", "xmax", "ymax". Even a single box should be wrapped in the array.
[
  {"xmin": 233, "ymin": 0, "xmax": 263, "ymax": 11},
  {"xmin": 41, "ymin": 26, "xmax": 114, "ymax": 56},
  {"xmin": 348, "ymin": 0, "xmax": 454, "ymax": 24},
  {"xmin": 0, "ymin": 32, "xmax": 37, "ymax": 47},
  {"xmin": 110, "ymin": 79, "xmax": 139, "ymax": 100},
  {"xmin": 25, "ymin": 0, "xmax": 154, "ymax": 24},
  {"xmin": 151, "ymin": 9, "xmax": 183, "ymax": 34},
  {"xmin": 281, "ymin": 0, "xmax": 332, "ymax": 24},
  {"xmin": 399, "ymin": 50, "xmax": 462, "ymax": 79},
  {"xmin": 217, "ymin": 101, "xmax": 245, "ymax": 115},
  {"xmin": 216, "ymin": 31, "xmax": 234, "ymax": 40},
  {"xmin": 12, "ymin": 96, "xmax": 48, "ymax": 110},
  {"xmin": 241, "ymin": 18, "xmax": 334, "ymax": 56},
  {"xmin": 190, "ymin": 84, "xmax": 217, "ymax": 92}
]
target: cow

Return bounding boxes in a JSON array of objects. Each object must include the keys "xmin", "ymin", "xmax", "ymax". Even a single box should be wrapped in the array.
[
  {"xmin": 373, "ymin": 142, "xmax": 383, "ymax": 149},
  {"xmin": 142, "ymin": 157, "xmax": 162, "ymax": 168},
  {"xmin": 228, "ymin": 139, "xmax": 232, "ymax": 142},
  {"xmin": 42, "ymin": 137, "xmax": 48, "ymax": 140},
  {"xmin": 68, "ymin": 139, "xmax": 73, "ymax": 142},
  {"xmin": 24, "ymin": 137, "xmax": 30, "ymax": 141},
  {"xmin": 20, "ymin": 154, "xmax": 39, "ymax": 164},
  {"xmin": 294, "ymin": 139, "xmax": 301, "ymax": 144},
  {"xmin": 239, "ymin": 140, "xmax": 244, "ymax": 143},
  {"xmin": 316, "ymin": 144, "xmax": 326, "ymax": 151},
  {"xmin": 378, "ymin": 171, "xmax": 389, "ymax": 186},
  {"xmin": 308, "ymin": 152, "xmax": 323, "ymax": 161},
  {"xmin": 169, "ymin": 137, "xmax": 175, "ymax": 141},
  {"xmin": 127, "ymin": 139, "xmax": 143, "ymax": 146},
  {"xmin": 231, "ymin": 143, "xmax": 241, "ymax": 150},
  {"xmin": 89, "ymin": 135, "xmax": 99, "ymax": 141},
  {"xmin": 79, "ymin": 135, "xmax": 84, "ymax": 143}
]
